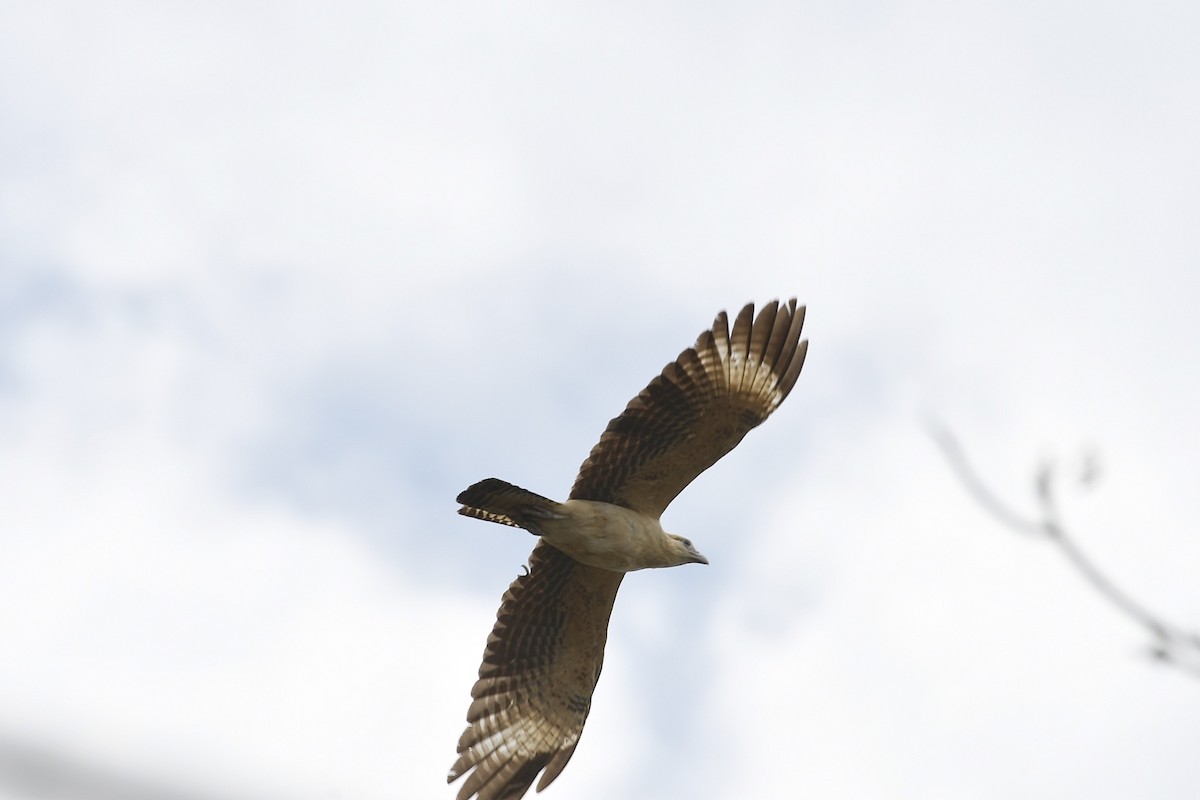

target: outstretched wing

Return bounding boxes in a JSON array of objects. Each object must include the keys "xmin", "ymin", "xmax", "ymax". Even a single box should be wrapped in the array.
[
  {"xmin": 569, "ymin": 299, "xmax": 807, "ymax": 516},
  {"xmin": 448, "ymin": 543, "xmax": 624, "ymax": 800}
]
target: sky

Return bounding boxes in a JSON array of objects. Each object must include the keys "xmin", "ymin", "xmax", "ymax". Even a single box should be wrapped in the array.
[{"xmin": 2, "ymin": 1, "xmax": 1199, "ymax": 799}]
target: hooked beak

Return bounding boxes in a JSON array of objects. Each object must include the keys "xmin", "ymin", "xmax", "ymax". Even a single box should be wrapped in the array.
[{"xmin": 690, "ymin": 551, "xmax": 709, "ymax": 565}]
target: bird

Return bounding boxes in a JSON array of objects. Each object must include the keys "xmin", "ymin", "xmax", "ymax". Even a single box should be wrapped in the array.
[{"xmin": 448, "ymin": 299, "xmax": 808, "ymax": 800}]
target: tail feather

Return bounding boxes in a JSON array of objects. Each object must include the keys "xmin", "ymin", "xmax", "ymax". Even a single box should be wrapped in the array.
[{"xmin": 457, "ymin": 478, "xmax": 563, "ymax": 532}]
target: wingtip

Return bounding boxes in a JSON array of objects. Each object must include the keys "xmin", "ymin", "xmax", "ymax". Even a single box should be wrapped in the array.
[{"xmin": 778, "ymin": 338, "xmax": 808, "ymax": 398}]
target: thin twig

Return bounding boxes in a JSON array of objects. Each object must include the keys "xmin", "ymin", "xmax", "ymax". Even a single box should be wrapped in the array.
[
  {"xmin": 928, "ymin": 418, "xmax": 1200, "ymax": 679},
  {"xmin": 926, "ymin": 420, "xmax": 1045, "ymax": 537}
]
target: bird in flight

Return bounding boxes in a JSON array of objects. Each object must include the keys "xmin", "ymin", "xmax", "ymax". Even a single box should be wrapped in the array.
[{"xmin": 448, "ymin": 299, "xmax": 808, "ymax": 800}]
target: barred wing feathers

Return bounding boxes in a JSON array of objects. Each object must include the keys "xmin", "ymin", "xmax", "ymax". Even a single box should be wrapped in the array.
[
  {"xmin": 569, "ymin": 299, "xmax": 807, "ymax": 516},
  {"xmin": 448, "ymin": 542, "xmax": 624, "ymax": 800}
]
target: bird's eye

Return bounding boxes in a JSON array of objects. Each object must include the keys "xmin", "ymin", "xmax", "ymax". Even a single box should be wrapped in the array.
[{"xmin": 681, "ymin": 538, "xmax": 692, "ymax": 548}]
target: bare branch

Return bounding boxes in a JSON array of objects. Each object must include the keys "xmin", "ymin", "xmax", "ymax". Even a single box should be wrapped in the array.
[
  {"xmin": 925, "ymin": 419, "xmax": 1045, "ymax": 537},
  {"xmin": 928, "ymin": 418, "xmax": 1200, "ymax": 680}
]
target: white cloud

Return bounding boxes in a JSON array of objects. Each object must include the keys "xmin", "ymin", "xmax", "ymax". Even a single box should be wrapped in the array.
[{"xmin": 2, "ymin": 1, "xmax": 1199, "ymax": 799}]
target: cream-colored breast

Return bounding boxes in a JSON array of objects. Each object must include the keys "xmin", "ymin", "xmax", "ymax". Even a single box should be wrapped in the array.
[{"xmin": 535, "ymin": 499, "xmax": 672, "ymax": 572}]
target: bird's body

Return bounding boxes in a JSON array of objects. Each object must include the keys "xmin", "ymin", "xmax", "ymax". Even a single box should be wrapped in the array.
[
  {"xmin": 544, "ymin": 498, "xmax": 704, "ymax": 571},
  {"xmin": 449, "ymin": 299, "xmax": 808, "ymax": 800},
  {"xmin": 456, "ymin": 478, "xmax": 706, "ymax": 572}
]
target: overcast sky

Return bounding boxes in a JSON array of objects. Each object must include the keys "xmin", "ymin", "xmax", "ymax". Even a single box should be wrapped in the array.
[{"xmin": 2, "ymin": 2, "xmax": 1199, "ymax": 799}]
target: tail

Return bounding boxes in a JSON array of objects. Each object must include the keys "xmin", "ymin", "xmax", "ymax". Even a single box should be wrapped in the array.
[{"xmin": 456, "ymin": 478, "xmax": 565, "ymax": 532}]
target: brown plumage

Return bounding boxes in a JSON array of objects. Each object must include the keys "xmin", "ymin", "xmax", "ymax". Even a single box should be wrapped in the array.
[{"xmin": 449, "ymin": 300, "xmax": 808, "ymax": 800}]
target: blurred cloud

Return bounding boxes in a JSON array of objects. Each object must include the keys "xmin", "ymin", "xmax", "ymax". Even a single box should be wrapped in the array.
[{"xmin": 2, "ymin": 1, "xmax": 1199, "ymax": 799}]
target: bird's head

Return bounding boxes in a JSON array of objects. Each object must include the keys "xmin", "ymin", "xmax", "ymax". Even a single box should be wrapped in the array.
[{"xmin": 667, "ymin": 534, "xmax": 709, "ymax": 566}]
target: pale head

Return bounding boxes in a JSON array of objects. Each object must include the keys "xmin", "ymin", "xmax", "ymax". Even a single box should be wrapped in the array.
[{"xmin": 667, "ymin": 534, "xmax": 709, "ymax": 566}]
